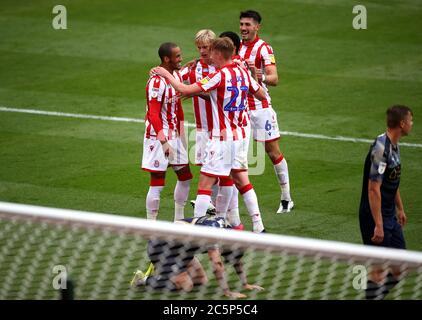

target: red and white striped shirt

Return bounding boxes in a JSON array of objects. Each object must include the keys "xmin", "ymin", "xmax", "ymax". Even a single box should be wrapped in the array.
[
  {"xmin": 180, "ymin": 60, "xmax": 216, "ymax": 131},
  {"xmin": 232, "ymin": 54, "xmax": 250, "ymax": 72},
  {"xmin": 145, "ymin": 71, "xmax": 184, "ymax": 140},
  {"xmin": 196, "ymin": 63, "xmax": 260, "ymax": 141},
  {"xmin": 239, "ymin": 36, "xmax": 275, "ymax": 110}
]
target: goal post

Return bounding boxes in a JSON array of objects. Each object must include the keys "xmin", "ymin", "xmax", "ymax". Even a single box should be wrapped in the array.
[{"xmin": 0, "ymin": 201, "xmax": 421, "ymax": 300}]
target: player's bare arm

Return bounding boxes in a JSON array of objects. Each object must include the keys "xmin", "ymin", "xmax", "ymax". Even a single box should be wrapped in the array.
[
  {"xmin": 395, "ymin": 188, "xmax": 407, "ymax": 227},
  {"xmin": 187, "ymin": 257, "xmax": 208, "ymax": 285},
  {"xmin": 181, "ymin": 92, "xmax": 210, "ymax": 101},
  {"xmin": 261, "ymin": 64, "xmax": 278, "ymax": 86},
  {"xmin": 161, "ymin": 141, "xmax": 175, "ymax": 161},
  {"xmin": 254, "ymin": 86, "xmax": 267, "ymax": 101},
  {"xmin": 368, "ymin": 179, "xmax": 384, "ymax": 244},
  {"xmin": 181, "ymin": 58, "xmax": 198, "ymax": 70},
  {"xmin": 153, "ymin": 67, "xmax": 202, "ymax": 96},
  {"xmin": 233, "ymin": 259, "xmax": 264, "ymax": 291},
  {"xmin": 245, "ymin": 59, "xmax": 257, "ymax": 78},
  {"xmin": 208, "ymin": 248, "xmax": 246, "ymax": 299}
]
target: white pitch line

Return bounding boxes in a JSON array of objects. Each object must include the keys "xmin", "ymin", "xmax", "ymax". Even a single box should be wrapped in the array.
[
  {"xmin": 280, "ymin": 131, "xmax": 377, "ymax": 144},
  {"xmin": 1, "ymin": 106, "xmax": 421, "ymax": 148},
  {"xmin": 0, "ymin": 106, "xmax": 144, "ymax": 124}
]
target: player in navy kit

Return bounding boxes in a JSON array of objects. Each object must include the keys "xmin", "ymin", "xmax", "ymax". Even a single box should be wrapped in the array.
[
  {"xmin": 131, "ymin": 216, "xmax": 264, "ymax": 298},
  {"xmin": 359, "ymin": 105, "xmax": 413, "ymax": 299}
]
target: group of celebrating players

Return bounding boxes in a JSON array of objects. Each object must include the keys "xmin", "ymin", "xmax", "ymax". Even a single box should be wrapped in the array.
[
  {"xmin": 134, "ymin": 9, "xmax": 415, "ymax": 300},
  {"xmin": 141, "ymin": 10, "xmax": 294, "ymax": 234},
  {"xmin": 132, "ymin": 9, "xmax": 292, "ymax": 298}
]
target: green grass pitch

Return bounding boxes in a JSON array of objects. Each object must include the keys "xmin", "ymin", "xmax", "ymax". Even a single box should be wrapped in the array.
[{"xmin": 0, "ymin": 0, "xmax": 421, "ymax": 299}]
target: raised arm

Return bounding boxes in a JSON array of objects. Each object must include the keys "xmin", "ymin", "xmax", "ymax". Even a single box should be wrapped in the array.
[
  {"xmin": 152, "ymin": 67, "xmax": 202, "ymax": 96},
  {"xmin": 181, "ymin": 59, "xmax": 198, "ymax": 71}
]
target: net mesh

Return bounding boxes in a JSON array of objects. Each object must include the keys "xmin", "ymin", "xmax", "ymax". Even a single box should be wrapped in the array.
[{"xmin": 0, "ymin": 203, "xmax": 421, "ymax": 300}]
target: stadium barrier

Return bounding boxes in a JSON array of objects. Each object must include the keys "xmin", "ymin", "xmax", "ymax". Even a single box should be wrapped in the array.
[{"xmin": 0, "ymin": 201, "xmax": 421, "ymax": 300}]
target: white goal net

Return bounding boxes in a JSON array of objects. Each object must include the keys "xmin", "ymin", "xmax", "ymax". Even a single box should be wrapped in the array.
[{"xmin": 0, "ymin": 202, "xmax": 421, "ymax": 300}]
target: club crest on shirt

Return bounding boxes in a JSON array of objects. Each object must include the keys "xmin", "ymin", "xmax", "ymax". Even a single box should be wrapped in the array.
[
  {"xmin": 149, "ymin": 145, "xmax": 154, "ymax": 151},
  {"xmin": 150, "ymin": 91, "xmax": 158, "ymax": 99},
  {"xmin": 389, "ymin": 164, "xmax": 401, "ymax": 180},
  {"xmin": 378, "ymin": 161, "xmax": 387, "ymax": 174}
]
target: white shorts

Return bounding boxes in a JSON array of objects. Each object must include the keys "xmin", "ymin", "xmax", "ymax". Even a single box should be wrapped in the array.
[
  {"xmin": 141, "ymin": 137, "xmax": 188, "ymax": 172},
  {"xmin": 249, "ymin": 108, "xmax": 280, "ymax": 142},
  {"xmin": 195, "ymin": 130, "xmax": 210, "ymax": 165},
  {"xmin": 201, "ymin": 137, "xmax": 250, "ymax": 177}
]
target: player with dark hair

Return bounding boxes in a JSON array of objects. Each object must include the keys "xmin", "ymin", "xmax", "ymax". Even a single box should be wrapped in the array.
[
  {"xmin": 131, "ymin": 216, "xmax": 264, "ymax": 298},
  {"xmin": 359, "ymin": 104, "xmax": 414, "ymax": 299},
  {"xmin": 239, "ymin": 10, "xmax": 294, "ymax": 214},
  {"xmin": 141, "ymin": 42, "xmax": 193, "ymax": 222},
  {"xmin": 240, "ymin": 10, "xmax": 262, "ymax": 24},
  {"xmin": 219, "ymin": 31, "xmax": 241, "ymax": 55}
]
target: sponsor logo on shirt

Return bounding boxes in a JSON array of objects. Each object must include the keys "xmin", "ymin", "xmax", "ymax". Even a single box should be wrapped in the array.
[
  {"xmin": 389, "ymin": 165, "xmax": 401, "ymax": 180},
  {"xmin": 227, "ymin": 76, "xmax": 245, "ymax": 84},
  {"xmin": 200, "ymin": 77, "xmax": 210, "ymax": 85},
  {"xmin": 164, "ymin": 96, "xmax": 179, "ymax": 104}
]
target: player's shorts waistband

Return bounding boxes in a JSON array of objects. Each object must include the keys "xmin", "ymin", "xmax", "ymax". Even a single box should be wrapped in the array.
[
  {"xmin": 145, "ymin": 134, "xmax": 178, "ymax": 141},
  {"xmin": 211, "ymin": 136, "xmax": 248, "ymax": 141}
]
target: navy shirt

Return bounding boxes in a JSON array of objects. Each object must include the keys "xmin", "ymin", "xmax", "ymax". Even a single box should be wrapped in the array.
[
  {"xmin": 359, "ymin": 133, "xmax": 401, "ymax": 224},
  {"xmin": 177, "ymin": 216, "xmax": 229, "ymax": 228},
  {"xmin": 147, "ymin": 216, "xmax": 241, "ymax": 276}
]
